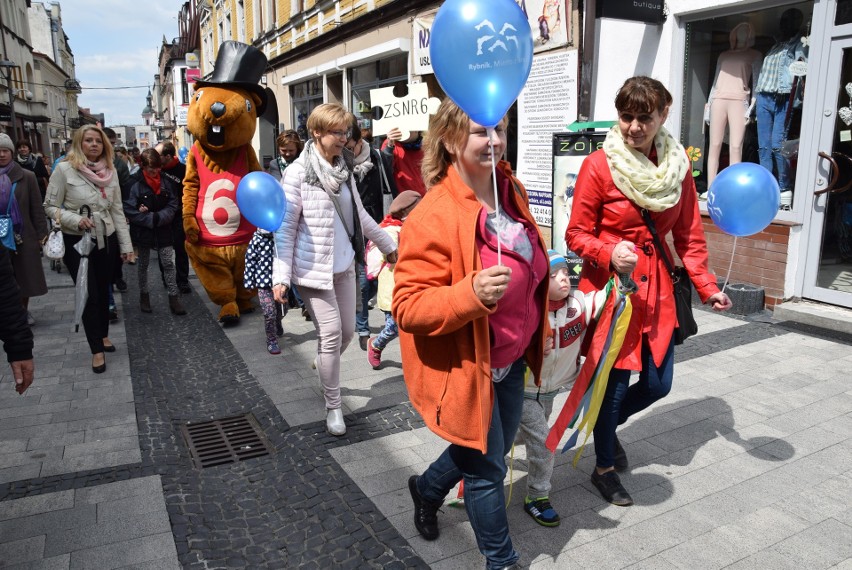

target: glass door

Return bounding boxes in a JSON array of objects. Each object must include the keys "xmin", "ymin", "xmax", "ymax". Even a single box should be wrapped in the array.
[{"xmin": 803, "ymin": 35, "xmax": 852, "ymax": 306}]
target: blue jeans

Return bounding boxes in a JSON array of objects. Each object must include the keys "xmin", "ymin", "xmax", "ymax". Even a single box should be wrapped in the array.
[
  {"xmin": 290, "ymin": 285, "xmax": 304, "ymax": 309},
  {"xmin": 756, "ymin": 92, "xmax": 792, "ymax": 191},
  {"xmin": 417, "ymin": 358, "xmax": 526, "ymax": 569},
  {"xmin": 355, "ymin": 263, "xmax": 378, "ymax": 337},
  {"xmin": 593, "ymin": 336, "xmax": 675, "ymax": 468},
  {"xmin": 373, "ymin": 311, "xmax": 398, "ymax": 350}
]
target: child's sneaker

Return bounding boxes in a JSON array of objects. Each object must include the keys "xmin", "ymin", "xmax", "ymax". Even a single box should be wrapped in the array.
[
  {"xmin": 367, "ymin": 338, "xmax": 382, "ymax": 369},
  {"xmin": 524, "ymin": 497, "xmax": 560, "ymax": 527},
  {"xmin": 267, "ymin": 339, "xmax": 281, "ymax": 355}
]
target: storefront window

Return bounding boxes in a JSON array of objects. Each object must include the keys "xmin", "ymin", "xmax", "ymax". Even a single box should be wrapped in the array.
[
  {"xmin": 683, "ymin": 2, "xmax": 813, "ymax": 214},
  {"xmin": 838, "ymin": 0, "xmax": 852, "ymax": 25},
  {"xmin": 350, "ymin": 54, "xmax": 408, "ymax": 146},
  {"xmin": 291, "ymin": 78, "xmax": 323, "ymax": 141}
]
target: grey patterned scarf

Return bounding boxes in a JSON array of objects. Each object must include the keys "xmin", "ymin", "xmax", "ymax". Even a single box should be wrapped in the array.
[{"xmin": 303, "ymin": 140, "xmax": 353, "ymax": 195}]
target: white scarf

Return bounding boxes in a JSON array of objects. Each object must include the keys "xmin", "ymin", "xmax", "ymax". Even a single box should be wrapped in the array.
[
  {"xmin": 351, "ymin": 141, "xmax": 373, "ymax": 182},
  {"xmin": 604, "ymin": 125, "xmax": 688, "ymax": 212}
]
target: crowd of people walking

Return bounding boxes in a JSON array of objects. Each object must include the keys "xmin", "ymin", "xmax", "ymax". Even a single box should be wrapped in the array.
[{"xmin": 1, "ymin": 74, "xmax": 735, "ymax": 570}]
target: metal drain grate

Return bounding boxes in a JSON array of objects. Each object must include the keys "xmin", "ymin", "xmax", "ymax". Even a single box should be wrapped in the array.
[{"xmin": 181, "ymin": 414, "xmax": 271, "ymax": 469}]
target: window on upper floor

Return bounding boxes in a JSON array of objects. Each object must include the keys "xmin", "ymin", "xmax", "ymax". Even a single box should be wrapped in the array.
[
  {"xmin": 180, "ymin": 68, "xmax": 189, "ymax": 105},
  {"xmin": 237, "ymin": 1, "xmax": 245, "ymax": 42}
]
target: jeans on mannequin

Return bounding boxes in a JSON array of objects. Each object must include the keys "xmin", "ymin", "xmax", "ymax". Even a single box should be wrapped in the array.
[{"xmin": 756, "ymin": 92, "xmax": 792, "ymax": 191}]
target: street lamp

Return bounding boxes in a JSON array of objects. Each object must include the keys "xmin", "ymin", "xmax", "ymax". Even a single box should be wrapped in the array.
[
  {"xmin": 58, "ymin": 106, "xmax": 68, "ymax": 140},
  {"xmin": 0, "ymin": 60, "xmax": 20, "ymax": 139}
]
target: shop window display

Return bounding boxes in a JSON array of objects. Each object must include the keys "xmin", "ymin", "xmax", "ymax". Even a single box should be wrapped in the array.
[
  {"xmin": 350, "ymin": 54, "xmax": 408, "ymax": 147},
  {"xmin": 291, "ymin": 78, "xmax": 323, "ymax": 141},
  {"xmin": 683, "ymin": 2, "xmax": 812, "ymax": 212}
]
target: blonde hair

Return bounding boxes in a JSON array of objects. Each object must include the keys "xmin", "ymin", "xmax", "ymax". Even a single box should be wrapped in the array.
[
  {"xmin": 421, "ymin": 99, "xmax": 507, "ymax": 189},
  {"xmin": 306, "ymin": 104, "xmax": 349, "ymax": 140},
  {"xmin": 421, "ymin": 99, "xmax": 474, "ymax": 189},
  {"xmin": 66, "ymin": 125, "xmax": 115, "ymax": 170}
]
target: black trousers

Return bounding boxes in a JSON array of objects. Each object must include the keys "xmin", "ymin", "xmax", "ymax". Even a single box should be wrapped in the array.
[{"xmin": 63, "ymin": 232, "xmax": 117, "ymax": 354}]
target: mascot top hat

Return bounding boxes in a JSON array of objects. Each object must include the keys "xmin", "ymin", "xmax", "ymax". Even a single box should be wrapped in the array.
[{"xmin": 195, "ymin": 41, "xmax": 268, "ymax": 114}]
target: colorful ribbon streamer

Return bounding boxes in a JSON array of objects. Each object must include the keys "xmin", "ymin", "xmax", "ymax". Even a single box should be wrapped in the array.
[{"xmin": 545, "ymin": 277, "xmax": 634, "ymax": 465}]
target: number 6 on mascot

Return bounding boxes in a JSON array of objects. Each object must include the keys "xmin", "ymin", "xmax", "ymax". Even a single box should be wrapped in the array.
[{"xmin": 183, "ymin": 41, "xmax": 267, "ymax": 325}]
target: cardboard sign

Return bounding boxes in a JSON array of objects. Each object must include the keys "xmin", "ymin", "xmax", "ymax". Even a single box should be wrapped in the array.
[{"xmin": 370, "ymin": 83, "xmax": 441, "ymax": 141}]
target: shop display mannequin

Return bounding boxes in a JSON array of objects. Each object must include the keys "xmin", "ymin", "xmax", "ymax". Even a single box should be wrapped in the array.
[
  {"xmin": 754, "ymin": 9, "xmax": 807, "ymax": 202},
  {"xmin": 706, "ymin": 23, "xmax": 762, "ymax": 186}
]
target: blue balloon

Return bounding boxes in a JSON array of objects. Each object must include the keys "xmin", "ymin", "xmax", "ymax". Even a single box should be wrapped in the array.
[
  {"xmin": 707, "ymin": 163, "xmax": 780, "ymax": 237},
  {"xmin": 236, "ymin": 171, "xmax": 286, "ymax": 232},
  {"xmin": 430, "ymin": 0, "xmax": 533, "ymax": 128},
  {"xmin": 178, "ymin": 146, "xmax": 189, "ymax": 164}
]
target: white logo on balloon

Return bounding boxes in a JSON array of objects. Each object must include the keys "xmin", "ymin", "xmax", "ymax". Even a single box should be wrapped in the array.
[
  {"xmin": 475, "ymin": 21, "xmax": 519, "ymax": 55},
  {"xmin": 201, "ymin": 179, "xmax": 241, "ymax": 237}
]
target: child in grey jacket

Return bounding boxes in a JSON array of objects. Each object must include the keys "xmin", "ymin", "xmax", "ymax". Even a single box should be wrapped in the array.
[{"xmin": 516, "ymin": 250, "xmax": 609, "ymax": 527}]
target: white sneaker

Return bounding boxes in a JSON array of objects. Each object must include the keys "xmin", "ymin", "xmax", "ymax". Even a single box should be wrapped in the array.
[
  {"xmin": 779, "ymin": 190, "xmax": 793, "ymax": 210},
  {"xmin": 326, "ymin": 408, "xmax": 346, "ymax": 436},
  {"xmin": 26, "ymin": 311, "xmax": 35, "ymax": 326}
]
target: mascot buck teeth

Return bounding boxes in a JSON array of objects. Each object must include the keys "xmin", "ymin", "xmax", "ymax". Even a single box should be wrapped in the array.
[{"xmin": 183, "ymin": 41, "xmax": 268, "ymax": 325}]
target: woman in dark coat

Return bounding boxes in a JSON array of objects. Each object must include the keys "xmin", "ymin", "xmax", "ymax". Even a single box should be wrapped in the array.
[
  {"xmin": 123, "ymin": 148, "xmax": 185, "ymax": 315},
  {"xmin": 0, "ymin": 244, "xmax": 34, "ymax": 394},
  {"xmin": 0, "ymin": 134, "xmax": 48, "ymax": 324},
  {"xmin": 345, "ymin": 116, "xmax": 396, "ymax": 349}
]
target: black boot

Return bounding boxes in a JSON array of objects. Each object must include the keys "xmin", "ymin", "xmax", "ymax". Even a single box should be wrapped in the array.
[{"xmin": 169, "ymin": 295, "xmax": 187, "ymax": 315}]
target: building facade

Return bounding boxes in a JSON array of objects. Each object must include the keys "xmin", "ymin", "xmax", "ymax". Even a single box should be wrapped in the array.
[
  {"xmin": 1, "ymin": 0, "xmax": 50, "ymax": 146},
  {"xmin": 27, "ymin": 1, "xmax": 81, "ymax": 156},
  {"xmin": 193, "ymin": 0, "xmax": 848, "ymax": 311},
  {"xmin": 588, "ymin": 0, "xmax": 852, "ymax": 310}
]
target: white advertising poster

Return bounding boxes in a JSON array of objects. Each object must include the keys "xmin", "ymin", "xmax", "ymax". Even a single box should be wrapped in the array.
[
  {"xmin": 515, "ymin": 0, "xmax": 572, "ymax": 53},
  {"xmin": 413, "ymin": 16, "xmax": 434, "ymax": 75},
  {"xmin": 176, "ymin": 105, "xmax": 189, "ymax": 126},
  {"xmin": 516, "ymin": 49, "xmax": 578, "ymax": 229}
]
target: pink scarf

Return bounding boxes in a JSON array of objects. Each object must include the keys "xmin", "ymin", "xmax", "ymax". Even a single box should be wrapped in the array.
[{"xmin": 77, "ymin": 159, "xmax": 115, "ymax": 198}]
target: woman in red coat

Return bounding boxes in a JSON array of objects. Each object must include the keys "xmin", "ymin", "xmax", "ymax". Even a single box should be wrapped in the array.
[{"xmin": 566, "ymin": 76, "xmax": 732, "ymax": 506}]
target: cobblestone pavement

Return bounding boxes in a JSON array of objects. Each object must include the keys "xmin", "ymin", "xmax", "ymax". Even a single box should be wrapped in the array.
[{"xmin": 1, "ymin": 256, "xmax": 851, "ymax": 569}]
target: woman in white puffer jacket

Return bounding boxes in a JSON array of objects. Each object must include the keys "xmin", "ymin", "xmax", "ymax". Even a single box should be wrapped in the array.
[{"xmin": 272, "ymin": 104, "xmax": 397, "ymax": 436}]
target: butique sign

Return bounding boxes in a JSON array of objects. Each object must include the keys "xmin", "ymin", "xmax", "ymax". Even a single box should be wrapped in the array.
[{"xmin": 598, "ymin": 0, "xmax": 665, "ymax": 24}]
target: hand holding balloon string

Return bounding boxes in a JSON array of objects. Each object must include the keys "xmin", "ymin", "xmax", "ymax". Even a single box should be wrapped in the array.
[{"xmin": 474, "ymin": 265, "xmax": 512, "ymax": 306}]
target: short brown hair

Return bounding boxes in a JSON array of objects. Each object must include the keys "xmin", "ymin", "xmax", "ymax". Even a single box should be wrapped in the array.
[
  {"xmin": 139, "ymin": 148, "xmax": 161, "ymax": 169},
  {"xmin": 275, "ymin": 129, "xmax": 303, "ymax": 153},
  {"xmin": 614, "ymin": 76, "xmax": 672, "ymax": 115},
  {"xmin": 159, "ymin": 141, "xmax": 176, "ymax": 157}
]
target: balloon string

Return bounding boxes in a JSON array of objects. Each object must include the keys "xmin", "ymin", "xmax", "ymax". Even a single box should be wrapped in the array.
[
  {"xmin": 488, "ymin": 127, "xmax": 502, "ymax": 266},
  {"xmin": 721, "ymin": 235, "xmax": 737, "ymax": 295}
]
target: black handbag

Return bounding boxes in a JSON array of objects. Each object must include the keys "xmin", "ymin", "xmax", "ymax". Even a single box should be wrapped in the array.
[{"xmin": 640, "ymin": 209, "xmax": 698, "ymax": 345}]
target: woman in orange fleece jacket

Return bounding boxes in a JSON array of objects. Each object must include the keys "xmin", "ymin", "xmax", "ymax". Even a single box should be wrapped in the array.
[{"xmin": 392, "ymin": 99, "xmax": 549, "ymax": 570}]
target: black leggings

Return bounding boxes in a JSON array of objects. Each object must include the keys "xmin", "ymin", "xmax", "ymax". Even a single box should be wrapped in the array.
[{"xmin": 62, "ymin": 232, "xmax": 117, "ymax": 354}]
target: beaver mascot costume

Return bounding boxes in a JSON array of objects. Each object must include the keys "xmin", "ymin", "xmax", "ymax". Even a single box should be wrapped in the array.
[{"xmin": 183, "ymin": 41, "xmax": 267, "ymax": 325}]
